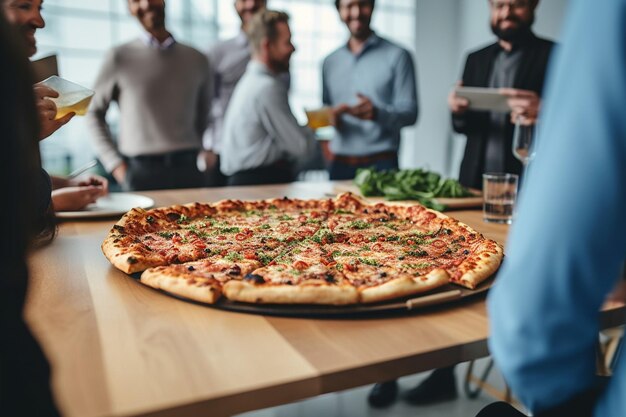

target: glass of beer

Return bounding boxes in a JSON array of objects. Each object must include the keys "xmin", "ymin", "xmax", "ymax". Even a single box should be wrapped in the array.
[
  {"xmin": 38, "ymin": 76, "xmax": 94, "ymax": 119},
  {"xmin": 305, "ymin": 106, "xmax": 332, "ymax": 130}
]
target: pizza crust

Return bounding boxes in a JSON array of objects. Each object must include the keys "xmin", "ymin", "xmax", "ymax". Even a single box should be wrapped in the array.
[
  {"xmin": 223, "ymin": 280, "xmax": 359, "ymax": 305},
  {"xmin": 359, "ymin": 268, "xmax": 450, "ymax": 304},
  {"xmin": 141, "ymin": 269, "xmax": 222, "ymax": 304},
  {"xmin": 452, "ymin": 242, "xmax": 504, "ymax": 289},
  {"xmin": 101, "ymin": 234, "xmax": 163, "ymax": 274}
]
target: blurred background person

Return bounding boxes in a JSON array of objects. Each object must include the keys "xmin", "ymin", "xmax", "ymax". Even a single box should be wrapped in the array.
[
  {"xmin": 448, "ymin": 0, "xmax": 554, "ymax": 189},
  {"xmin": 322, "ymin": 0, "xmax": 418, "ymax": 181},
  {"xmin": 219, "ymin": 9, "xmax": 317, "ymax": 186},
  {"xmin": 406, "ymin": 0, "xmax": 556, "ymax": 407},
  {"xmin": 0, "ymin": 12, "xmax": 60, "ymax": 416},
  {"xmin": 200, "ymin": 0, "xmax": 267, "ymax": 187},
  {"xmin": 87, "ymin": 0, "xmax": 211, "ymax": 191},
  {"xmin": 485, "ymin": 1, "xmax": 626, "ymax": 416},
  {"xmin": 2, "ymin": 0, "xmax": 108, "ymax": 212}
]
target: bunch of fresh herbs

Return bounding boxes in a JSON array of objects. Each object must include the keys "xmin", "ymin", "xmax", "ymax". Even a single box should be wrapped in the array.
[{"xmin": 353, "ymin": 167, "xmax": 474, "ymax": 211}]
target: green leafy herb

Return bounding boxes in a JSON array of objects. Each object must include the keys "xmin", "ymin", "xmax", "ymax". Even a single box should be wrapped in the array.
[
  {"xmin": 348, "ymin": 220, "xmax": 370, "ymax": 230},
  {"xmin": 354, "ymin": 167, "xmax": 473, "ymax": 210},
  {"xmin": 224, "ymin": 252, "xmax": 243, "ymax": 262}
]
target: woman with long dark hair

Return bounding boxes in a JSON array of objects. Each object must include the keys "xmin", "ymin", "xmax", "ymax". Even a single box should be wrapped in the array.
[{"xmin": 0, "ymin": 13, "xmax": 60, "ymax": 416}]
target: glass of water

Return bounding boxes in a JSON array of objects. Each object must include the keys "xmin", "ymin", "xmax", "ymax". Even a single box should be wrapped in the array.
[{"xmin": 482, "ymin": 173, "xmax": 519, "ymax": 224}]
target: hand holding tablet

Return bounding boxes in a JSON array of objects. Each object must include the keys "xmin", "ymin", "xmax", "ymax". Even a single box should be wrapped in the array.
[{"xmin": 454, "ymin": 87, "xmax": 511, "ymax": 112}]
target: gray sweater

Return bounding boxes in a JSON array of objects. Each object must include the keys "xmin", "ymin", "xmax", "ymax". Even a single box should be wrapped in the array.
[{"xmin": 87, "ymin": 39, "xmax": 211, "ymax": 172}]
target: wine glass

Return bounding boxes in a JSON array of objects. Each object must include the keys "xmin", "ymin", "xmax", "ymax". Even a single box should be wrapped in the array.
[{"xmin": 512, "ymin": 116, "xmax": 537, "ymax": 166}]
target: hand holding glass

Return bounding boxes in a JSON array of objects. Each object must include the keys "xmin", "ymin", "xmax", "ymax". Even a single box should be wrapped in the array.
[
  {"xmin": 305, "ymin": 107, "xmax": 332, "ymax": 130},
  {"xmin": 38, "ymin": 76, "xmax": 94, "ymax": 119}
]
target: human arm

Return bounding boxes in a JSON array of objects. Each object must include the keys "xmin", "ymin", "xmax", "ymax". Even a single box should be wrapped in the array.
[
  {"xmin": 451, "ymin": 55, "xmax": 490, "ymax": 135},
  {"xmin": 85, "ymin": 49, "xmax": 125, "ymax": 176},
  {"xmin": 321, "ymin": 60, "xmax": 350, "ymax": 127},
  {"xmin": 258, "ymin": 82, "xmax": 317, "ymax": 159},
  {"xmin": 369, "ymin": 49, "xmax": 418, "ymax": 129},
  {"xmin": 33, "ymin": 84, "xmax": 74, "ymax": 140},
  {"xmin": 196, "ymin": 54, "xmax": 212, "ymax": 142},
  {"xmin": 50, "ymin": 174, "xmax": 108, "ymax": 211},
  {"xmin": 499, "ymin": 87, "xmax": 541, "ymax": 125},
  {"xmin": 487, "ymin": 1, "xmax": 626, "ymax": 414},
  {"xmin": 447, "ymin": 81, "xmax": 469, "ymax": 114}
]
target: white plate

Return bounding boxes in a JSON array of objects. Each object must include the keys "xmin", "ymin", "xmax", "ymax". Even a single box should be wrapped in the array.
[{"xmin": 56, "ymin": 193, "xmax": 154, "ymax": 219}]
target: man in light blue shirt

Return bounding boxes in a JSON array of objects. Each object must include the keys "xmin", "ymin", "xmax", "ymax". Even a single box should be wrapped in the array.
[
  {"xmin": 322, "ymin": 0, "xmax": 418, "ymax": 180},
  {"xmin": 485, "ymin": 1, "xmax": 626, "ymax": 416}
]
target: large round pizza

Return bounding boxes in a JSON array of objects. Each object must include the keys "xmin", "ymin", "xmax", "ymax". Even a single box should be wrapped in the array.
[{"xmin": 102, "ymin": 193, "xmax": 503, "ymax": 305}]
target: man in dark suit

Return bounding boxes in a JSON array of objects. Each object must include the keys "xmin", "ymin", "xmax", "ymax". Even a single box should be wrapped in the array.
[
  {"xmin": 449, "ymin": 0, "xmax": 554, "ymax": 190},
  {"xmin": 368, "ymin": 0, "xmax": 555, "ymax": 409}
]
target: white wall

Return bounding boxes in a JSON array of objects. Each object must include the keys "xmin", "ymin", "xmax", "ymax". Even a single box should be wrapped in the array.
[{"xmin": 403, "ymin": 0, "xmax": 569, "ymax": 178}]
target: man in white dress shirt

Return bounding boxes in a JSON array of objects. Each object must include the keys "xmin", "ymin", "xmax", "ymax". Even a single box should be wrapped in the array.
[
  {"xmin": 199, "ymin": 0, "xmax": 267, "ymax": 186},
  {"xmin": 219, "ymin": 9, "xmax": 317, "ymax": 186}
]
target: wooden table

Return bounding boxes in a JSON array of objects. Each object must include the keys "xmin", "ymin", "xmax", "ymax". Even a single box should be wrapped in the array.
[{"xmin": 25, "ymin": 182, "xmax": 625, "ymax": 417}]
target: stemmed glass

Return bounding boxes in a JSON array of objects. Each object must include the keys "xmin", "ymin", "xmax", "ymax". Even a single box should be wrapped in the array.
[{"xmin": 512, "ymin": 116, "xmax": 536, "ymax": 166}]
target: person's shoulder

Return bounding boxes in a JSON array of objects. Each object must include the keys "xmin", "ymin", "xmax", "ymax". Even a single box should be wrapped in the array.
[
  {"xmin": 175, "ymin": 41, "xmax": 205, "ymax": 57},
  {"xmin": 467, "ymin": 42, "xmax": 499, "ymax": 59},
  {"xmin": 103, "ymin": 39, "xmax": 142, "ymax": 65},
  {"xmin": 208, "ymin": 36, "xmax": 241, "ymax": 54},
  {"xmin": 376, "ymin": 35, "xmax": 410, "ymax": 53},
  {"xmin": 371, "ymin": 36, "xmax": 415, "ymax": 68},
  {"xmin": 110, "ymin": 39, "xmax": 143, "ymax": 55},
  {"xmin": 531, "ymin": 35, "xmax": 557, "ymax": 51},
  {"xmin": 175, "ymin": 42, "xmax": 210, "ymax": 66},
  {"xmin": 323, "ymin": 45, "xmax": 349, "ymax": 66}
]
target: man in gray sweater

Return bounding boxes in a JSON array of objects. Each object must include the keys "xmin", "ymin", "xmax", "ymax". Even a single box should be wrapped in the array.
[
  {"xmin": 87, "ymin": 0, "xmax": 211, "ymax": 191},
  {"xmin": 220, "ymin": 9, "xmax": 317, "ymax": 186}
]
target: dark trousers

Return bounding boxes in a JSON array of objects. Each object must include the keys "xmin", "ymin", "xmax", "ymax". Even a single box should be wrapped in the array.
[
  {"xmin": 476, "ymin": 402, "xmax": 527, "ymax": 417},
  {"xmin": 124, "ymin": 150, "xmax": 204, "ymax": 191},
  {"xmin": 203, "ymin": 155, "xmax": 227, "ymax": 188},
  {"xmin": 328, "ymin": 153, "xmax": 399, "ymax": 180},
  {"xmin": 477, "ymin": 383, "xmax": 605, "ymax": 417},
  {"xmin": 227, "ymin": 160, "xmax": 294, "ymax": 186}
]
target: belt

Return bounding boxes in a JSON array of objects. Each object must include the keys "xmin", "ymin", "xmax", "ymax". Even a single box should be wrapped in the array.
[
  {"xmin": 332, "ymin": 151, "xmax": 397, "ymax": 166},
  {"xmin": 129, "ymin": 149, "xmax": 198, "ymax": 166}
]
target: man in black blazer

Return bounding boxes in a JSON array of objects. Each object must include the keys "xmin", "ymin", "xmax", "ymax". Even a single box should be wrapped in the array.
[
  {"xmin": 367, "ymin": 0, "xmax": 555, "ymax": 409},
  {"xmin": 450, "ymin": 0, "xmax": 555, "ymax": 190}
]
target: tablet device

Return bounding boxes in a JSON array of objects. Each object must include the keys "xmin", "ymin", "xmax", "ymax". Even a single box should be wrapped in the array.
[
  {"xmin": 31, "ymin": 54, "xmax": 58, "ymax": 83},
  {"xmin": 455, "ymin": 87, "xmax": 511, "ymax": 112}
]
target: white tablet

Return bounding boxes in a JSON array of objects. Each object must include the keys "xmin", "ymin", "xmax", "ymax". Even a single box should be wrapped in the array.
[{"xmin": 455, "ymin": 87, "xmax": 511, "ymax": 112}]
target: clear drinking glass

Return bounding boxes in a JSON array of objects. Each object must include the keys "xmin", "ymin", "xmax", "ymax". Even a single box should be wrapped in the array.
[
  {"xmin": 482, "ymin": 173, "xmax": 519, "ymax": 224},
  {"xmin": 512, "ymin": 116, "xmax": 536, "ymax": 166}
]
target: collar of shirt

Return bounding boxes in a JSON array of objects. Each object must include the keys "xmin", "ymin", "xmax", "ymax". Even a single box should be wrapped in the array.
[
  {"xmin": 248, "ymin": 60, "xmax": 276, "ymax": 77},
  {"xmin": 344, "ymin": 32, "xmax": 381, "ymax": 58},
  {"xmin": 141, "ymin": 32, "xmax": 176, "ymax": 50}
]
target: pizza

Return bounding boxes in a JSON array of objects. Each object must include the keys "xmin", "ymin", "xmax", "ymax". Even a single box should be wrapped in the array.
[{"xmin": 102, "ymin": 193, "xmax": 503, "ymax": 305}]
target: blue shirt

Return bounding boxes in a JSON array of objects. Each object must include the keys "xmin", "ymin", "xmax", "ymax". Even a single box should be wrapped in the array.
[
  {"xmin": 487, "ymin": 2, "xmax": 626, "ymax": 416},
  {"xmin": 322, "ymin": 33, "xmax": 418, "ymax": 156}
]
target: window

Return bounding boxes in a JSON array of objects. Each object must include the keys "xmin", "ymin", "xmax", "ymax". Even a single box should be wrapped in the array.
[{"xmin": 35, "ymin": 0, "xmax": 416, "ymax": 175}]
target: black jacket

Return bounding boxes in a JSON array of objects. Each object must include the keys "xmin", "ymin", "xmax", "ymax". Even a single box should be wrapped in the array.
[{"xmin": 453, "ymin": 33, "xmax": 555, "ymax": 189}]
